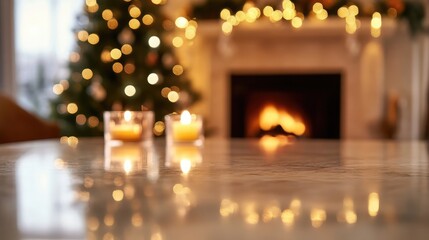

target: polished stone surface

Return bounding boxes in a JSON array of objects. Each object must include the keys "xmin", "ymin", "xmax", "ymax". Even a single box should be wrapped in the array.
[{"xmin": 0, "ymin": 138, "xmax": 428, "ymax": 239}]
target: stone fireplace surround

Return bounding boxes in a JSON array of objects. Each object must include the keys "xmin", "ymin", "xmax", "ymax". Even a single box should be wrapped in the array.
[{"xmin": 180, "ymin": 19, "xmax": 427, "ymax": 140}]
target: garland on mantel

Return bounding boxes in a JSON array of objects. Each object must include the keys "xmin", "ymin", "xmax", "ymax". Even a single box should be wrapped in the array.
[{"xmin": 190, "ymin": 0, "xmax": 425, "ymax": 35}]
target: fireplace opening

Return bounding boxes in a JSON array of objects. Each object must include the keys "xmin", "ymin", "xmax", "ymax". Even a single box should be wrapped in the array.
[{"xmin": 230, "ymin": 73, "xmax": 342, "ymax": 139}]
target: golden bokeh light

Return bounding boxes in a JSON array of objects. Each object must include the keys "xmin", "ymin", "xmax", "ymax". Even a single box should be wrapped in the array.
[
  {"xmin": 142, "ymin": 14, "xmax": 154, "ymax": 25},
  {"xmin": 291, "ymin": 16, "xmax": 303, "ymax": 28},
  {"xmin": 263, "ymin": 6, "xmax": 273, "ymax": 17},
  {"xmin": 102, "ymin": 9, "xmax": 113, "ymax": 20},
  {"xmin": 129, "ymin": 18, "xmax": 141, "ymax": 29},
  {"xmin": 112, "ymin": 62, "xmax": 123, "ymax": 73},
  {"xmin": 124, "ymin": 85, "xmax": 136, "ymax": 97},
  {"xmin": 153, "ymin": 121, "xmax": 165, "ymax": 136},
  {"xmin": 70, "ymin": 52, "xmax": 80, "ymax": 62},
  {"xmin": 220, "ymin": 9, "xmax": 231, "ymax": 20},
  {"xmin": 101, "ymin": 49, "xmax": 112, "ymax": 62},
  {"xmin": 310, "ymin": 208, "xmax": 326, "ymax": 228},
  {"xmin": 221, "ymin": 22, "xmax": 233, "ymax": 35},
  {"xmin": 167, "ymin": 91, "xmax": 179, "ymax": 103},
  {"xmin": 107, "ymin": 18, "xmax": 119, "ymax": 29},
  {"xmin": 82, "ymin": 68, "xmax": 93, "ymax": 80},
  {"xmin": 172, "ymin": 36, "xmax": 184, "ymax": 48},
  {"xmin": 88, "ymin": 33, "xmax": 100, "ymax": 45},
  {"xmin": 151, "ymin": 0, "xmax": 163, "ymax": 5},
  {"xmin": 112, "ymin": 189, "xmax": 124, "ymax": 201},
  {"xmin": 124, "ymin": 63, "xmax": 135, "ymax": 74},
  {"xmin": 172, "ymin": 65, "xmax": 184, "ymax": 76},
  {"xmin": 219, "ymin": 198, "xmax": 239, "ymax": 217},
  {"xmin": 337, "ymin": 6, "xmax": 349, "ymax": 18},
  {"xmin": 88, "ymin": 116, "xmax": 99, "ymax": 127},
  {"xmin": 121, "ymin": 44, "xmax": 133, "ymax": 55},
  {"xmin": 161, "ymin": 87, "xmax": 171, "ymax": 97},
  {"xmin": 185, "ymin": 25, "xmax": 197, "ymax": 40},
  {"xmin": 368, "ymin": 192, "xmax": 380, "ymax": 217},
  {"xmin": 147, "ymin": 73, "xmax": 159, "ymax": 85},
  {"xmin": 175, "ymin": 17, "xmax": 188, "ymax": 29},
  {"xmin": 131, "ymin": 213, "xmax": 143, "ymax": 227},
  {"xmin": 129, "ymin": 6, "xmax": 141, "ymax": 18},
  {"xmin": 52, "ymin": 84, "xmax": 64, "ymax": 95},
  {"xmin": 87, "ymin": 216, "xmax": 99, "ymax": 231},
  {"xmin": 148, "ymin": 36, "xmax": 161, "ymax": 48},
  {"xmin": 87, "ymin": 4, "xmax": 99, "ymax": 13},
  {"xmin": 281, "ymin": 209, "xmax": 295, "ymax": 227},
  {"xmin": 67, "ymin": 103, "xmax": 78, "ymax": 114},
  {"xmin": 283, "ymin": 8, "xmax": 296, "ymax": 20},
  {"xmin": 110, "ymin": 48, "xmax": 122, "ymax": 60},
  {"xmin": 76, "ymin": 114, "xmax": 87, "ymax": 125},
  {"xmin": 77, "ymin": 30, "xmax": 89, "ymax": 42}
]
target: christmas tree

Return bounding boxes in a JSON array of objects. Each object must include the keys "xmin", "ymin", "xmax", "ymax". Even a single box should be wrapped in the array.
[{"xmin": 51, "ymin": 0, "xmax": 199, "ymax": 137}]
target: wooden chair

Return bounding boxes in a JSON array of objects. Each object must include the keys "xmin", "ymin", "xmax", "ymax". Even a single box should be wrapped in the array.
[{"xmin": 0, "ymin": 95, "xmax": 59, "ymax": 144}]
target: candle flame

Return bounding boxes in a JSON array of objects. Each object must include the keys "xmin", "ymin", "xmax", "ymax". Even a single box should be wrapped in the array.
[
  {"xmin": 124, "ymin": 111, "xmax": 132, "ymax": 122},
  {"xmin": 180, "ymin": 158, "xmax": 192, "ymax": 175},
  {"xmin": 123, "ymin": 159, "xmax": 132, "ymax": 174},
  {"xmin": 180, "ymin": 110, "xmax": 192, "ymax": 125}
]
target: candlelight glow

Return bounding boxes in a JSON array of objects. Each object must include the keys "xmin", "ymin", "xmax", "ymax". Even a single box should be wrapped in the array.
[
  {"xmin": 180, "ymin": 158, "xmax": 192, "ymax": 175},
  {"xmin": 368, "ymin": 192, "xmax": 380, "ymax": 217},
  {"xmin": 310, "ymin": 208, "xmax": 326, "ymax": 228},
  {"xmin": 124, "ymin": 111, "xmax": 132, "ymax": 122},
  {"xmin": 180, "ymin": 110, "xmax": 192, "ymax": 125}
]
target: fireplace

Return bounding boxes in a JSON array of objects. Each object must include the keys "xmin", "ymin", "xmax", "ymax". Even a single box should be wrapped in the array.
[{"xmin": 230, "ymin": 73, "xmax": 341, "ymax": 138}]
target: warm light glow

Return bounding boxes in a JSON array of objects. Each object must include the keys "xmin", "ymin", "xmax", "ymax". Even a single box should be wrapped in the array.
[
  {"xmin": 220, "ymin": 198, "xmax": 239, "ymax": 217},
  {"xmin": 107, "ymin": 19, "xmax": 118, "ymax": 29},
  {"xmin": 180, "ymin": 158, "xmax": 192, "ymax": 175},
  {"xmin": 112, "ymin": 62, "xmax": 123, "ymax": 73},
  {"xmin": 123, "ymin": 159, "xmax": 132, "ymax": 174},
  {"xmin": 148, "ymin": 36, "xmax": 160, "ymax": 48},
  {"xmin": 104, "ymin": 214, "xmax": 115, "ymax": 227},
  {"xmin": 259, "ymin": 135, "xmax": 280, "ymax": 153},
  {"xmin": 129, "ymin": 18, "xmax": 141, "ymax": 29},
  {"xmin": 349, "ymin": 5, "xmax": 359, "ymax": 16},
  {"xmin": 110, "ymin": 48, "xmax": 122, "ymax": 60},
  {"xmin": 310, "ymin": 208, "xmax": 326, "ymax": 228},
  {"xmin": 259, "ymin": 105, "xmax": 279, "ymax": 131},
  {"xmin": 185, "ymin": 25, "xmax": 197, "ymax": 40},
  {"xmin": 222, "ymin": 22, "xmax": 233, "ymax": 35},
  {"xmin": 175, "ymin": 17, "xmax": 188, "ymax": 29},
  {"xmin": 131, "ymin": 213, "xmax": 143, "ymax": 227},
  {"xmin": 368, "ymin": 192, "xmax": 380, "ymax": 217},
  {"xmin": 52, "ymin": 84, "xmax": 64, "ymax": 95},
  {"xmin": 70, "ymin": 52, "xmax": 80, "ymax": 62},
  {"xmin": 82, "ymin": 68, "xmax": 93, "ymax": 80},
  {"xmin": 262, "ymin": 205, "xmax": 281, "ymax": 222},
  {"xmin": 271, "ymin": 10, "xmax": 283, "ymax": 22},
  {"xmin": 172, "ymin": 65, "xmax": 184, "ymax": 76},
  {"xmin": 142, "ymin": 14, "xmax": 154, "ymax": 25},
  {"xmin": 88, "ymin": 116, "xmax": 99, "ymax": 127},
  {"xmin": 101, "ymin": 50, "xmax": 112, "ymax": 62},
  {"xmin": 124, "ymin": 85, "xmax": 136, "ymax": 97},
  {"xmin": 129, "ymin": 6, "xmax": 141, "ymax": 18},
  {"xmin": 121, "ymin": 44, "xmax": 133, "ymax": 55},
  {"xmin": 87, "ymin": 216, "xmax": 99, "ymax": 231},
  {"xmin": 180, "ymin": 110, "xmax": 192, "ymax": 125},
  {"xmin": 290, "ymin": 198, "xmax": 301, "ymax": 215},
  {"xmin": 263, "ymin": 6, "xmax": 273, "ymax": 17},
  {"xmin": 124, "ymin": 63, "xmax": 135, "ymax": 74},
  {"xmin": 283, "ymin": 8, "xmax": 296, "ymax": 20},
  {"xmin": 87, "ymin": 3, "xmax": 99, "ymax": 13},
  {"xmin": 337, "ymin": 6, "xmax": 349, "ymax": 18},
  {"xmin": 245, "ymin": 212, "xmax": 259, "ymax": 225},
  {"xmin": 85, "ymin": 0, "xmax": 97, "ymax": 7},
  {"xmin": 76, "ymin": 114, "xmax": 86, "ymax": 125},
  {"xmin": 167, "ymin": 91, "xmax": 179, "ymax": 102},
  {"xmin": 147, "ymin": 73, "xmax": 159, "ymax": 85},
  {"xmin": 153, "ymin": 121, "xmax": 165, "ymax": 136},
  {"xmin": 291, "ymin": 16, "xmax": 303, "ymax": 28},
  {"xmin": 124, "ymin": 111, "xmax": 132, "ymax": 122},
  {"xmin": 281, "ymin": 209, "xmax": 295, "ymax": 227},
  {"xmin": 220, "ymin": 9, "xmax": 231, "ymax": 20},
  {"xmin": 87, "ymin": 33, "xmax": 99, "ymax": 45},
  {"xmin": 172, "ymin": 36, "xmax": 184, "ymax": 48},
  {"xmin": 312, "ymin": 3, "xmax": 323, "ymax": 14},
  {"xmin": 67, "ymin": 103, "xmax": 78, "ymax": 114},
  {"xmin": 102, "ymin": 9, "xmax": 113, "ymax": 20},
  {"xmin": 371, "ymin": 12, "xmax": 382, "ymax": 38},
  {"xmin": 112, "ymin": 189, "xmax": 124, "ymax": 201},
  {"xmin": 77, "ymin": 30, "xmax": 89, "ymax": 42},
  {"xmin": 151, "ymin": 0, "xmax": 163, "ymax": 4}
]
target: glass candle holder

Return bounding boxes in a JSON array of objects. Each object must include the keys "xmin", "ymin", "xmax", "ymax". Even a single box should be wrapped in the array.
[
  {"xmin": 104, "ymin": 111, "xmax": 154, "ymax": 143},
  {"xmin": 165, "ymin": 110, "xmax": 204, "ymax": 146}
]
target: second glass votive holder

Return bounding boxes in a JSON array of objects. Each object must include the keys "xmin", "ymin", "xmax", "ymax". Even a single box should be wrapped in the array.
[
  {"xmin": 165, "ymin": 111, "xmax": 204, "ymax": 146},
  {"xmin": 104, "ymin": 110, "xmax": 154, "ymax": 143}
]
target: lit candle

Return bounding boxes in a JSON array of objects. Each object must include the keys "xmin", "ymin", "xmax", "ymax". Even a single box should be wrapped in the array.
[
  {"xmin": 172, "ymin": 110, "xmax": 200, "ymax": 141},
  {"xmin": 110, "ymin": 111, "xmax": 142, "ymax": 141}
]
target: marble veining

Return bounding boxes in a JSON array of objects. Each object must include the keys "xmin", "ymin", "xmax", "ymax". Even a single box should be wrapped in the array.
[{"xmin": 0, "ymin": 138, "xmax": 428, "ymax": 239}]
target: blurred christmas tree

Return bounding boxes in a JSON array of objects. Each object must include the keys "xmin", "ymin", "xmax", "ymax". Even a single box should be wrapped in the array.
[{"xmin": 51, "ymin": 0, "xmax": 199, "ymax": 137}]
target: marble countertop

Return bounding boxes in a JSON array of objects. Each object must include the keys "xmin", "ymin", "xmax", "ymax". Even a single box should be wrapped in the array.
[{"xmin": 0, "ymin": 138, "xmax": 428, "ymax": 239}]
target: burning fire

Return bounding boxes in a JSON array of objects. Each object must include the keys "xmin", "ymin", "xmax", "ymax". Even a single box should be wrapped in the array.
[{"xmin": 259, "ymin": 104, "xmax": 306, "ymax": 136}]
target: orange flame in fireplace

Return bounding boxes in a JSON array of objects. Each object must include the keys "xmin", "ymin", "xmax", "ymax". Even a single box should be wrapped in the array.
[{"xmin": 259, "ymin": 104, "xmax": 306, "ymax": 136}]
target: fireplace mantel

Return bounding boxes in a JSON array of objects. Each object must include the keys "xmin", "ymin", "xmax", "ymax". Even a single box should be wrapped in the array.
[{"xmin": 181, "ymin": 18, "xmax": 424, "ymax": 139}]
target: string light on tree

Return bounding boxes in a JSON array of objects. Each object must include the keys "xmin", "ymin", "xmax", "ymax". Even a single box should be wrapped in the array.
[{"xmin": 51, "ymin": 0, "xmax": 200, "ymax": 137}]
